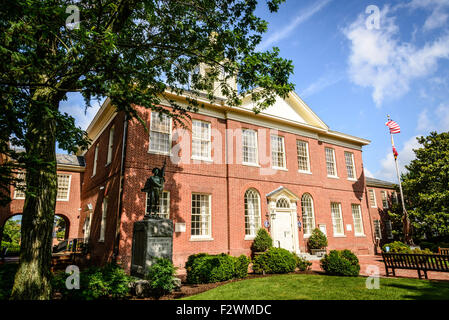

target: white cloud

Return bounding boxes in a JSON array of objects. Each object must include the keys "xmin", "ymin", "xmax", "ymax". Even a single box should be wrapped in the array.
[
  {"xmin": 258, "ymin": 0, "xmax": 332, "ymax": 50},
  {"xmin": 343, "ymin": 6, "xmax": 449, "ymax": 106},
  {"xmin": 417, "ymin": 104, "xmax": 449, "ymax": 132},
  {"xmin": 377, "ymin": 136, "xmax": 421, "ymax": 181},
  {"xmin": 364, "ymin": 167, "xmax": 375, "ymax": 178},
  {"xmin": 299, "ymin": 72, "xmax": 344, "ymax": 98}
]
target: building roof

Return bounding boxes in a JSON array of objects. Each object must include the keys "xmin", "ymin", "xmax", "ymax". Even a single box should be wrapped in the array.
[
  {"xmin": 55, "ymin": 154, "xmax": 85, "ymax": 167},
  {"xmin": 366, "ymin": 177, "xmax": 396, "ymax": 189}
]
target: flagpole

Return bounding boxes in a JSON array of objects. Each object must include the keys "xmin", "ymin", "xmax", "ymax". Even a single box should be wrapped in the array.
[{"xmin": 387, "ymin": 115, "xmax": 412, "ymax": 245}]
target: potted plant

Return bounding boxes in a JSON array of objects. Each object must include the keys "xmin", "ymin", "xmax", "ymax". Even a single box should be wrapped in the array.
[{"xmin": 307, "ymin": 228, "xmax": 328, "ymax": 257}]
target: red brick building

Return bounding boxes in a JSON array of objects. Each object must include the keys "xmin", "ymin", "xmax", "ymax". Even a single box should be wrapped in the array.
[
  {"xmin": 1, "ymin": 88, "xmax": 399, "ymax": 273},
  {"xmin": 365, "ymin": 177, "xmax": 398, "ymax": 253},
  {"xmin": 0, "ymin": 154, "xmax": 85, "ymax": 243}
]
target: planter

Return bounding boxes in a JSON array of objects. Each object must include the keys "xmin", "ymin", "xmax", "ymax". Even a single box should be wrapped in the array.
[{"xmin": 310, "ymin": 249, "xmax": 327, "ymax": 257}]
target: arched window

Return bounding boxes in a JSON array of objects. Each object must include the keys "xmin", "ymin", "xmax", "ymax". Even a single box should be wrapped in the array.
[
  {"xmin": 244, "ymin": 189, "xmax": 261, "ymax": 236},
  {"xmin": 301, "ymin": 193, "xmax": 315, "ymax": 236},
  {"xmin": 276, "ymin": 197, "xmax": 290, "ymax": 208}
]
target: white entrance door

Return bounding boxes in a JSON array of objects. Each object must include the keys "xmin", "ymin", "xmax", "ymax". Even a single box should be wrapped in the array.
[{"xmin": 273, "ymin": 211, "xmax": 294, "ymax": 251}]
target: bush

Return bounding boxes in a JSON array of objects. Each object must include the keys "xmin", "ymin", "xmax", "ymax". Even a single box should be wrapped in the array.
[
  {"xmin": 185, "ymin": 253, "xmax": 250, "ymax": 284},
  {"xmin": 233, "ymin": 255, "xmax": 250, "ymax": 279},
  {"xmin": 382, "ymin": 241, "xmax": 410, "ymax": 253},
  {"xmin": 251, "ymin": 228, "xmax": 273, "ymax": 253},
  {"xmin": 320, "ymin": 250, "xmax": 360, "ymax": 277},
  {"xmin": 294, "ymin": 255, "xmax": 312, "ymax": 271},
  {"xmin": 252, "ymin": 247, "xmax": 297, "ymax": 274},
  {"xmin": 146, "ymin": 258, "xmax": 177, "ymax": 298},
  {"xmin": 0, "ymin": 264, "xmax": 18, "ymax": 300},
  {"xmin": 52, "ymin": 263, "xmax": 131, "ymax": 300},
  {"xmin": 307, "ymin": 228, "xmax": 328, "ymax": 250}
]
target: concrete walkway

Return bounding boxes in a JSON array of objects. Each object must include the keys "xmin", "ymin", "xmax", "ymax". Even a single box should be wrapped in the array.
[{"xmin": 311, "ymin": 254, "xmax": 449, "ymax": 281}]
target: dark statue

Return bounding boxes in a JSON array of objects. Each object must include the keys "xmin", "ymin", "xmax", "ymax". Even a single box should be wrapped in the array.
[{"xmin": 141, "ymin": 160, "xmax": 166, "ymax": 218}]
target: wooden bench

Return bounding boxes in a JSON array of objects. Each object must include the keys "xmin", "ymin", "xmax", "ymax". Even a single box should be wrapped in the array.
[
  {"xmin": 382, "ymin": 252, "xmax": 449, "ymax": 279},
  {"xmin": 438, "ymin": 248, "xmax": 449, "ymax": 255}
]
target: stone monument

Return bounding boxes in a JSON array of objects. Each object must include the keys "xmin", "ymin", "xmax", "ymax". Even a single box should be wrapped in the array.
[{"xmin": 131, "ymin": 160, "xmax": 174, "ymax": 278}]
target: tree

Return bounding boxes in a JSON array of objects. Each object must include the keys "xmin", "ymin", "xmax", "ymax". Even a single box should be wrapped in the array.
[
  {"xmin": 401, "ymin": 132, "xmax": 449, "ymax": 242},
  {"xmin": 0, "ymin": 0, "xmax": 294, "ymax": 299}
]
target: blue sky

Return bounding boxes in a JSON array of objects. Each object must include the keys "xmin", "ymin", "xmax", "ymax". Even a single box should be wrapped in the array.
[{"xmin": 59, "ymin": 0, "xmax": 449, "ymax": 183}]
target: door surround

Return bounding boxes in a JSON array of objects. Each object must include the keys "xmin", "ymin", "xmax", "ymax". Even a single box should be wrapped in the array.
[{"xmin": 266, "ymin": 186, "xmax": 300, "ymax": 254}]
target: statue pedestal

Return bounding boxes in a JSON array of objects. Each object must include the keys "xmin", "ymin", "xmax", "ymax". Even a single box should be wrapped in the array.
[{"xmin": 131, "ymin": 216, "xmax": 173, "ymax": 278}]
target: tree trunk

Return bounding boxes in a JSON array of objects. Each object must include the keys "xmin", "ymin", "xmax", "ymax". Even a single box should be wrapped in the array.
[{"xmin": 10, "ymin": 88, "xmax": 59, "ymax": 300}]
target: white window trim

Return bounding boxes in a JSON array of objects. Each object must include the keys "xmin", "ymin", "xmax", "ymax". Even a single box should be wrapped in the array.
[
  {"xmin": 325, "ymin": 148, "xmax": 338, "ymax": 178},
  {"xmin": 351, "ymin": 204, "xmax": 365, "ymax": 237},
  {"xmin": 381, "ymin": 191, "xmax": 389, "ymax": 209},
  {"xmin": 106, "ymin": 125, "xmax": 115, "ymax": 165},
  {"xmin": 56, "ymin": 174, "xmax": 72, "ymax": 202},
  {"xmin": 190, "ymin": 193, "xmax": 212, "ymax": 240},
  {"xmin": 99, "ymin": 197, "xmax": 108, "ymax": 242},
  {"xmin": 148, "ymin": 112, "xmax": 172, "ymax": 156},
  {"xmin": 331, "ymin": 203, "xmax": 345, "ymax": 236},
  {"xmin": 244, "ymin": 189, "xmax": 262, "ymax": 238},
  {"xmin": 191, "ymin": 119, "xmax": 212, "ymax": 162},
  {"xmin": 271, "ymin": 135, "xmax": 287, "ymax": 170},
  {"xmin": 368, "ymin": 189, "xmax": 377, "ymax": 208},
  {"xmin": 242, "ymin": 129, "xmax": 259, "ymax": 167},
  {"xmin": 297, "ymin": 140, "xmax": 311, "ymax": 174},
  {"xmin": 301, "ymin": 193, "xmax": 315, "ymax": 238},
  {"xmin": 92, "ymin": 145, "xmax": 99, "ymax": 177},
  {"xmin": 145, "ymin": 191, "xmax": 170, "ymax": 219},
  {"xmin": 385, "ymin": 220, "xmax": 394, "ymax": 239},
  {"xmin": 13, "ymin": 172, "xmax": 26, "ymax": 200},
  {"xmin": 345, "ymin": 151, "xmax": 357, "ymax": 181}
]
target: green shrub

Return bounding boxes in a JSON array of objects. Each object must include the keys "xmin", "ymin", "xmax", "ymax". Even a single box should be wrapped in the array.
[
  {"xmin": 307, "ymin": 228, "xmax": 328, "ymax": 250},
  {"xmin": 146, "ymin": 258, "xmax": 177, "ymax": 298},
  {"xmin": 251, "ymin": 229, "xmax": 273, "ymax": 253},
  {"xmin": 252, "ymin": 247, "xmax": 297, "ymax": 274},
  {"xmin": 320, "ymin": 249, "xmax": 360, "ymax": 277},
  {"xmin": 0, "ymin": 264, "xmax": 18, "ymax": 300},
  {"xmin": 294, "ymin": 255, "xmax": 312, "ymax": 271},
  {"xmin": 185, "ymin": 253, "xmax": 250, "ymax": 284},
  {"xmin": 233, "ymin": 255, "xmax": 250, "ymax": 279},
  {"xmin": 382, "ymin": 241, "xmax": 410, "ymax": 253},
  {"xmin": 52, "ymin": 263, "xmax": 131, "ymax": 300}
]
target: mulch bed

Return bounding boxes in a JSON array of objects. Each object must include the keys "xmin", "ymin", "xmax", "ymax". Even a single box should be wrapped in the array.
[{"xmin": 132, "ymin": 270, "xmax": 323, "ymax": 300}]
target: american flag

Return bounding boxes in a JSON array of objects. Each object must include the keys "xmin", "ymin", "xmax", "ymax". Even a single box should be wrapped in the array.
[{"xmin": 385, "ymin": 120, "xmax": 401, "ymax": 134}]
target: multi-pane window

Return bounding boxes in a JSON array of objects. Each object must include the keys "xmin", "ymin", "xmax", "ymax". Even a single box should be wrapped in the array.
[
  {"xmin": 271, "ymin": 135, "xmax": 286, "ymax": 169},
  {"xmin": 374, "ymin": 219, "xmax": 382, "ymax": 240},
  {"xmin": 381, "ymin": 191, "xmax": 389, "ymax": 209},
  {"xmin": 191, "ymin": 193, "xmax": 211, "ymax": 237},
  {"xmin": 107, "ymin": 125, "xmax": 115, "ymax": 164},
  {"xmin": 385, "ymin": 220, "xmax": 394, "ymax": 239},
  {"xmin": 149, "ymin": 112, "xmax": 171, "ymax": 154},
  {"xmin": 13, "ymin": 172, "xmax": 26, "ymax": 199},
  {"xmin": 297, "ymin": 140, "xmax": 310, "ymax": 172},
  {"xmin": 392, "ymin": 191, "xmax": 398, "ymax": 204},
  {"xmin": 92, "ymin": 144, "xmax": 99, "ymax": 176},
  {"xmin": 351, "ymin": 204, "xmax": 364, "ymax": 235},
  {"xmin": 56, "ymin": 174, "xmax": 71, "ymax": 201},
  {"xmin": 192, "ymin": 120, "xmax": 211, "ymax": 160},
  {"xmin": 344, "ymin": 152, "xmax": 356, "ymax": 179},
  {"xmin": 331, "ymin": 202, "xmax": 344, "ymax": 236},
  {"xmin": 99, "ymin": 197, "xmax": 108, "ymax": 242},
  {"xmin": 276, "ymin": 198, "xmax": 290, "ymax": 208},
  {"xmin": 368, "ymin": 189, "xmax": 377, "ymax": 208},
  {"xmin": 301, "ymin": 193, "xmax": 315, "ymax": 237},
  {"xmin": 244, "ymin": 189, "xmax": 261, "ymax": 237},
  {"xmin": 325, "ymin": 148, "xmax": 337, "ymax": 177},
  {"xmin": 242, "ymin": 129, "xmax": 258, "ymax": 165},
  {"xmin": 146, "ymin": 191, "xmax": 170, "ymax": 219}
]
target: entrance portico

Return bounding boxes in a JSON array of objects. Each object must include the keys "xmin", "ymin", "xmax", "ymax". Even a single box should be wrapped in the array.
[{"xmin": 266, "ymin": 187, "xmax": 300, "ymax": 254}]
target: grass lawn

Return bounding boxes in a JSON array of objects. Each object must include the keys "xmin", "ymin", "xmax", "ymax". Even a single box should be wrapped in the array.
[{"xmin": 181, "ymin": 274, "xmax": 449, "ymax": 300}]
